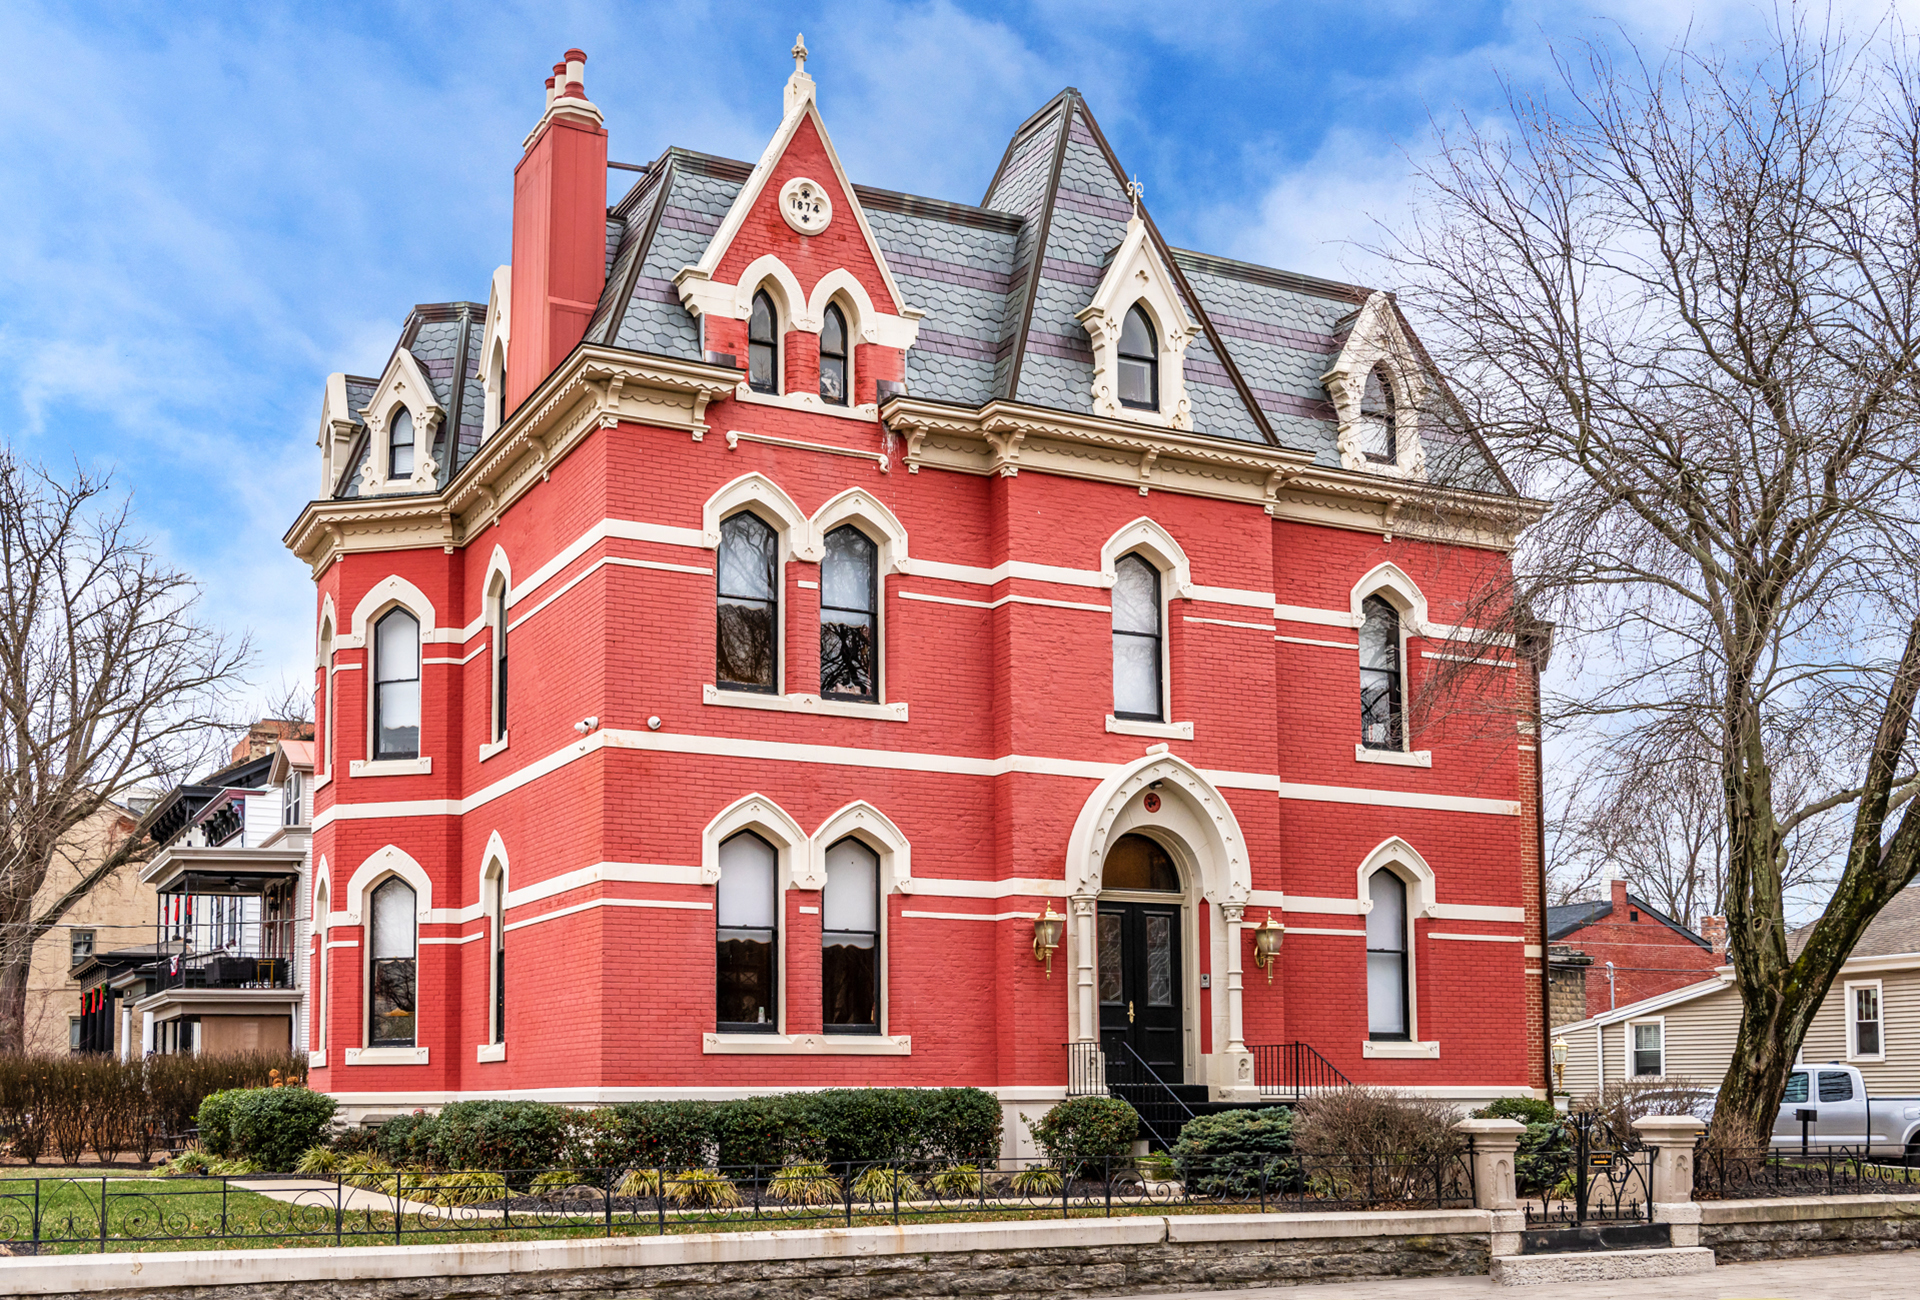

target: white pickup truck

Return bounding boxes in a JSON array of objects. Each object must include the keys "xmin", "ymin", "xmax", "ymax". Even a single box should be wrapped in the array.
[{"xmin": 1771, "ymin": 1062, "xmax": 1920, "ymax": 1160}]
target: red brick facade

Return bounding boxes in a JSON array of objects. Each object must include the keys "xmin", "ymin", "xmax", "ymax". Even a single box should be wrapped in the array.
[
  {"xmin": 289, "ymin": 51, "xmax": 1549, "ymax": 1119},
  {"xmin": 1551, "ymin": 881, "xmax": 1720, "ymax": 1021}
]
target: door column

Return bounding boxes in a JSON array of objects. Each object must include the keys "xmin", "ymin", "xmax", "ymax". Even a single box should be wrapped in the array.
[
  {"xmin": 1071, "ymin": 894, "xmax": 1098, "ymax": 1042},
  {"xmin": 1210, "ymin": 901, "xmax": 1256, "ymax": 1099},
  {"xmin": 1221, "ymin": 902, "xmax": 1247, "ymax": 1053}
]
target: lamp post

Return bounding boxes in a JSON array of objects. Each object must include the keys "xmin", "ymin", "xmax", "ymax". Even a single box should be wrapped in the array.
[
  {"xmin": 1250, "ymin": 912, "xmax": 1284, "ymax": 983},
  {"xmin": 1032, "ymin": 902, "xmax": 1065, "ymax": 977},
  {"xmin": 1551, "ymin": 1036, "xmax": 1569, "ymax": 1112}
]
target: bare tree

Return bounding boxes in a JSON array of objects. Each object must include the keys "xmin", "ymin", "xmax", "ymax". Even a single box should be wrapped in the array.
[
  {"xmin": 1384, "ymin": 8, "xmax": 1920, "ymax": 1135},
  {"xmin": 260, "ymin": 674, "xmax": 313, "ymax": 728},
  {"xmin": 0, "ymin": 453, "xmax": 247, "ymax": 1051}
]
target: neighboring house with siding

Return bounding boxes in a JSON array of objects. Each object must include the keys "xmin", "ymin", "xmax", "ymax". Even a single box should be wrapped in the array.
[
  {"xmin": 1546, "ymin": 879, "xmax": 1720, "ymax": 1020},
  {"xmin": 1553, "ymin": 884, "xmax": 1920, "ymax": 1099}
]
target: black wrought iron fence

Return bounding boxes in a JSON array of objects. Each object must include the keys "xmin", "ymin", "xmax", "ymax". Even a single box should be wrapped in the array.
[
  {"xmin": 1251, "ymin": 1042, "xmax": 1353, "ymax": 1099},
  {"xmin": 0, "ymin": 1153, "xmax": 1476, "ymax": 1255},
  {"xmin": 1694, "ymin": 1145, "xmax": 1920, "ymax": 1200},
  {"xmin": 1519, "ymin": 1111, "xmax": 1652, "ymax": 1227}
]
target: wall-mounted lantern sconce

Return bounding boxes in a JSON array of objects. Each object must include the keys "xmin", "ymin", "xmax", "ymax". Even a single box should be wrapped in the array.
[
  {"xmin": 1551, "ymin": 1035, "xmax": 1568, "ymax": 1097},
  {"xmin": 1251, "ymin": 911, "xmax": 1284, "ymax": 983},
  {"xmin": 1032, "ymin": 902, "xmax": 1065, "ymax": 977}
]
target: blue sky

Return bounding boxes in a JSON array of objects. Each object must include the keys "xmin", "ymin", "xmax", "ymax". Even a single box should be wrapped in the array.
[{"xmin": 0, "ymin": 0, "xmax": 1890, "ymax": 708}]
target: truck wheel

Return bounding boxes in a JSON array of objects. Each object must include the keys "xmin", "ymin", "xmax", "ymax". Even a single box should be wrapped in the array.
[{"xmin": 1907, "ymin": 1138, "xmax": 1920, "ymax": 1169}]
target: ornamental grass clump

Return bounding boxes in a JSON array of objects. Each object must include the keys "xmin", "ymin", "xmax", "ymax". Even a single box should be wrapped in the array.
[
  {"xmin": 1009, "ymin": 1164, "xmax": 1063, "ymax": 1196},
  {"xmin": 770, "ymin": 1161, "xmax": 841, "ymax": 1205},
  {"xmin": 668, "ymin": 1168, "xmax": 743, "ymax": 1208},
  {"xmin": 616, "ymin": 1167, "xmax": 663, "ymax": 1199},
  {"xmin": 851, "ymin": 1164, "xmax": 922, "ymax": 1203},
  {"xmin": 927, "ymin": 1164, "xmax": 983, "ymax": 1198}
]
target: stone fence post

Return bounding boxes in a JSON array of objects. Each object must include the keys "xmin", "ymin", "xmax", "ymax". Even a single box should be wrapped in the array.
[
  {"xmin": 1454, "ymin": 1117, "xmax": 1526, "ymax": 1259},
  {"xmin": 1631, "ymin": 1114, "xmax": 1707, "ymax": 1246}
]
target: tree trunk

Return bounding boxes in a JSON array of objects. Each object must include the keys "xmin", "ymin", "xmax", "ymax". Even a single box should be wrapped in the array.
[{"xmin": 0, "ymin": 938, "xmax": 35, "ymax": 1055}]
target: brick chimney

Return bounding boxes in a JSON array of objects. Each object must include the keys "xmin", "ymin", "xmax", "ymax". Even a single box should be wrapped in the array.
[
  {"xmin": 229, "ymin": 718, "xmax": 316, "ymax": 765},
  {"xmin": 1610, "ymin": 877, "xmax": 1629, "ymax": 913},
  {"xmin": 1699, "ymin": 915, "xmax": 1728, "ymax": 959},
  {"xmin": 506, "ymin": 49, "xmax": 608, "ymax": 412}
]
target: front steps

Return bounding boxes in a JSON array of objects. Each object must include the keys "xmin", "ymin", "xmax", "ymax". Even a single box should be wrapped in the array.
[{"xmin": 1492, "ymin": 1246, "xmax": 1715, "ymax": 1285}]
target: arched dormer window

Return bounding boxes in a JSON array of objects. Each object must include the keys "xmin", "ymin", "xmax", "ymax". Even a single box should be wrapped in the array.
[
  {"xmin": 1359, "ymin": 365, "xmax": 1396, "ymax": 463},
  {"xmin": 1118, "ymin": 305, "xmax": 1158, "ymax": 411},
  {"xmin": 1359, "ymin": 595, "xmax": 1403, "ymax": 750},
  {"xmin": 373, "ymin": 608, "xmax": 421, "ymax": 760},
  {"xmin": 369, "ymin": 877, "xmax": 417, "ymax": 1047},
  {"xmin": 748, "ymin": 290, "xmax": 780, "ymax": 394},
  {"xmin": 820, "ymin": 524, "xmax": 877, "ymax": 701},
  {"xmin": 717, "ymin": 512, "xmax": 778, "ymax": 692},
  {"xmin": 486, "ymin": 344, "xmax": 507, "ymax": 436},
  {"xmin": 819, "ymin": 302, "xmax": 849, "ymax": 405},
  {"xmin": 1112, "ymin": 553, "xmax": 1163, "ymax": 721},
  {"xmin": 388, "ymin": 408, "xmax": 416, "ymax": 480},
  {"xmin": 1366, "ymin": 868, "xmax": 1409, "ymax": 1040},
  {"xmin": 716, "ymin": 830, "xmax": 778, "ymax": 1031}
]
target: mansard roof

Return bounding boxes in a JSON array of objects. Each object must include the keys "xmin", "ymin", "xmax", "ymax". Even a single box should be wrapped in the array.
[
  {"xmin": 332, "ymin": 301, "xmax": 487, "ymax": 499},
  {"xmin": 329, "ymin": 87, "xmax": 1512, "ymax": 501}
]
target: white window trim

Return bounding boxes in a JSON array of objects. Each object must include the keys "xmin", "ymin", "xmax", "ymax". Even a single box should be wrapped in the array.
[
  {"xmin": 1107, "ymin": 716, "xmax": 1192, "ymax": 740},
  {"xmin": 1355, "ymin": 745, "xmax": 1431, "ymax": 767},
  {"xmin": 811, "ymin": 800, "xmax": 911, "ymax": 1040},
  {"xmin": 1625, "ymin": 1016, "xmax": 1666, "ymax": 1080},
  {"xmin": 704, "ymin": 1032, "xmax": 910, "ymax": 1055},
  {"xmin": 478, "ymin": 733, "xmax": 511, "ymax": 762},
  {"xmin": 1075, "ymin": 216, "xmax": 1196, "ymax": 431},
  {"xmin": 1110, "ymin": 548, "xmax": 1175, "ymax": 727},
  {"xmin": 312, "ymin": 870, "xmax": 329, "ymax": 1054},
  {"xmin": 343, "ymin": 1046, "xmax": 429, "ymax": 1066},
  {"xmin": 703, "ymin": 685, "xmax": 907, "ymax": 722},
  {"xmin": 487, "ymin": 565, "xmax": 511, "ymax": 748},
  {"xmin": 475, "ymin": 1042, "xmax": 506, "ymax": 1063},
  {"xmin": 1845, "ymin": 978, "xmax": 1886, "ymax": 1062},
  {"xmin": 1363, "ymin": 862, "xmax": 1421, "ymax": 1046},
  {"xmin": 482, "ymin": 848, "xmax": 508, "ymax": 1051},
  {"xmin": 1363, "ymin": 1040, "xmax": 1439, "ymax": 1059},
  {"xmin": 350, "ymin": 756, "xmax": 431, "ymax": 778},
  {"xmin": 705, "ymin": 794, "xmax": 809, "ymax": 1037},
  {"xmin": 1355, "ymin": 576, "xmax": 1419, "ymax": 757}
]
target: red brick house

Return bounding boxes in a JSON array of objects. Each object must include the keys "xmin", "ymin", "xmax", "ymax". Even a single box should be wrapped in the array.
[
  {"xmin": 284, "ymin": 46, "xmax": 1550, "ymax": 1137},
  {"xmin": 1547, "ymin": 880, "xmax": 1719, "ymax": 1021}
]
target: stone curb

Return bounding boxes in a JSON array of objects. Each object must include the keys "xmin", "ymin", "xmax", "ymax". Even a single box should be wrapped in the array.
[{"xmin": 1491, "ymin": 1246, "xmax": 1714, "ymax": 1285}]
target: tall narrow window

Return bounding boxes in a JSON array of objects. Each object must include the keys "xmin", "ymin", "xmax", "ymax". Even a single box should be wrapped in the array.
[
  {"xmin": 1112, "ymin": 553, "xmax": 1162, "ymax": 720},
  {"xmin": 388, "ymin": 408, "xmax": 416, "ymax": 480},
  {"xmin": 1365, "ymin": 869, "xmax": 1408, "ymax": 1040},
  {"xmin": 716, "ymin": 513, "xmax": 778, "ymax": 692},
  {"xmin": 313, "ymin": 884, "xmax": 327, "ymax": 1052},
  {"xmin": 488, "ymin": 868, "xmax": 506, "ymax": 1046},
  {"xmin": 1359, "ymin": 595, "xmax": 1403, "ymax": 750},
  {"xmin": 373, "ymin": 608, "xmax": 421, "ymax": 760},
  {"xmin": 819, "ymin": 303, "xmax": 848, "ymax": 405},
  {"xmin": 1359, "ymin": 366, "xmax": 1396, "ymax": 463},
  {"xmin": 748, "ymin": 290, "xmax": 779, "ymax": 394},
  {"xmin": 1853, "ymin": 984, "xmax": 1882, "ymax": 1057},
  {"xmin": 282, "ymin": 772, "xmax": 303, "ymax": 827},
  {"xmin": 491, "ymin": 580, "xmax": 509, "ymax": 742},
  {"xmin": 820, "ymin": 525, "xmax": 876, "ymax": 700},
  {"xmin": 716, "ymin": 832, "xmax": 778, "ymax": 1031},
  {"xmin": 822, "ymin": 838, "xmax": 879, "ymax": 1033},
  {"xmin": 1118, "ymin": 305, "xmax": 1158, "ymax": 410},
  {"xmin": 368, "ymin": 878, "xmax": 416, "ymax": 1047},
  {"xmin": 319, "ymin": 619, "xmax": 334, "ymax": 777}
]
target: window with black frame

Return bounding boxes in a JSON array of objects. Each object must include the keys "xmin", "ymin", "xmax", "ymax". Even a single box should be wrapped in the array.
[
  {"xmin": 1359, "ymin": 595, "xmax": 1403, "ymax": 750},
  {"xmin": 820, "ymin": 525, "xmax": 877, "ymax": 699},
  {"xmin": 369, "ymin": 877, "xmax": 417, "ymax": 1046},
  {"xmin": 492, "ymin": 580, "xmax": 509, "ymax": 741},
  {"xmin": 388, "ymin": 407, "xmax": 415, "ymax": 480},
  {"xmin": 1359, "ymin": 366, "xmax": 1396, "ymax": 463},
  {"xmin": 488, "ymin": 870, "xmax": 506, "ymax": 1046},
  {"xmin": 1117, "ymin": 305, "xmax": 1158, "ymax": 410},
  {"xmin": 716, "ymin": 832, "xmax": 778, "ymax": 1031},
  {"xmin": 716, "ymin": 513, "xmax": 778, "ymax": 692},
  {"xmin": 819, "ymin": 303, "xmax": 849, "ymax": 405},
  {"xmin": 373, "ymin": 608, "xmax": 421, "ymax": 760},
  {"xmin": 1112, "ymin": 553, "xmax": 1162, "ymax": 720},
  {"xmin": 1365, "ymin": 869, "xmax": 1408, "ymax": 1040},
  {"xmin": 822, "ymin": 838, "xmax": 879, "ymax": 1032},
  {"xmin": 748, "ymin": 290, "xmax": 779, "ymax": 394}
]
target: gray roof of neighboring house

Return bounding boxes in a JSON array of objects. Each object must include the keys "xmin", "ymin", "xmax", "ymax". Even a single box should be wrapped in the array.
[
  {"xmin": 1791, "ymin": 884, "xmax": 1920, "ymax": 960},
  {"xmin": 1546, "ymin": 895, "xmax": 1711, "ymax": 949},
  {"xmin": 332, "ymin": 89, "xmax": 1513, "ymax": 499}
]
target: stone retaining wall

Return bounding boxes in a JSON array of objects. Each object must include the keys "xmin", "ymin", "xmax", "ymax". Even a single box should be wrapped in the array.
[
  {"xmin": 1699, "ymin": 1193, "xmax": 1920, "ymax": 1262},
  {"xmin": 6, "ymin": 1213, "xmax": 1493, "ymax": 1300}
]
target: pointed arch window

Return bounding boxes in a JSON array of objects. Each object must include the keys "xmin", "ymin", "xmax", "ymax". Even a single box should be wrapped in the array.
[
  {"xmin": 716, "ymin": 513, "xmax": 778, "ymax": 692},
  {"xmin": 748, "ymin": 290, "xmax": 780, "ymax": 394},
  {"xmin": 485, "ymin": 866, "xmax": 506, "ymax": 1045},
  {"xmin": 1359, "ymin": 595, "xmax": 1403, "ymax": 750},
  {"xmin": 716, "ymin": 831, "xmax": 778, "ymax": 1031},
  {"xmin": 369, "ymin": 877, "xmax": 417, "ymax": 1047},
  {"xmin": 388, "ymin": 408, "xmax": 416, "ymax": 480},
  {"xmin": 373, "ymin": 608, "xmax": 421, "ymax": 760},
  {"xmin": 819, "ymin": 303, "xmax": 849, "ymax": 405},
  {"xmin": 1118, "ymin": 305, "xmax": 1158, "ymax": 410},
  {"xmin": 820, "ymin": 525, "xmax": 877, "ymax": 700},
  {"xmin": 1112, "ymin": 553, "xmax": 1163, "ymax": 720},
  {"xmin": 490, "ymin": 579, "xmax": 509, "ymax": 742},
  {"xmin": 822, "ymin": 837, "xmax": 879, "ymax": 1033},
  {"xmin": 313, "ymin": 882, "xmax": 328, "ymax": 1052},
  {"xmin": 1366, "ymin": 869, "xmax": 1409, "ymax": 1040},
  {"xmin": 1359, "ymin": 366, "xmax": 1396, "ymax": 463}
]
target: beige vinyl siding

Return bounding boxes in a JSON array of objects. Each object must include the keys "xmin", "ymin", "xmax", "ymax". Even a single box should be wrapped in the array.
[
  {"xmin": 1801, "ymin": 965, "xmax": 1920, "ymax": 1096},
  {"xmin": 1638, "ymin": 984, "xmax": 1742, "ymax": 1085}
]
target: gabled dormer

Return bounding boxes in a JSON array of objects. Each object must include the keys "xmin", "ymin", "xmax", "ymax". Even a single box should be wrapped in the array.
[
  {"xmin": 1077, "ymin": 214, "xmax": 1198, "ymax": 432},
  {"xmin": 355, "ymin": 346, "xmax": 445, "ymax": 497},
  {"xmin": 673, "ymin": 38, "xmax": 921, "ymax": 422},
  {"xmin": 1321, "ymin": 291, "xmax": 1429, "ymax": 480}
]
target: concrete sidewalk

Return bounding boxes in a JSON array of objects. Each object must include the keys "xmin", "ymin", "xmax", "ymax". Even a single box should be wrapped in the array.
[{"xmin": 1145, "ymin": 1249, "xmax": 1920, "ymax": 1299}]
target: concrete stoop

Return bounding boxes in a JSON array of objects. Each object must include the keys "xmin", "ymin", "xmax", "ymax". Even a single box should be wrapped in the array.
[{"xmin": 1491, "ymin": 1247, "xmax": 1715, "ymax": 1285}]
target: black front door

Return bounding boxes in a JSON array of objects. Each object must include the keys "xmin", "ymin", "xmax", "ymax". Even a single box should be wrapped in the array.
[{"xmin": 1096, "ymin": 901, "xmax": 1182, "ymax": 1080}]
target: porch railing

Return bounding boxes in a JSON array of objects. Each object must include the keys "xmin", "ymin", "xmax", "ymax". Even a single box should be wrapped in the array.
[{"xmin": 1251, "ymin": 1042, "xmax": 1353, "ymax": 1099}]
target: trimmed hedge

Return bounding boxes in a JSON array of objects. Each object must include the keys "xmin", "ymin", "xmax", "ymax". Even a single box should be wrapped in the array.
[
  {"xmin": 1170, "ymin": 1107, "xmax": 1304, "ymax": 1197},
  {"xmin": 196, "ymin": 1086, "xmax": 335, "ymax": 1171},
  {"xmin": 1025, "ymin": 1096, "xmax": 1137, "ymax": 1174},
  {"xmin": 431, "ymin": 1101, "xmax": 568, "ymax": 1172}
]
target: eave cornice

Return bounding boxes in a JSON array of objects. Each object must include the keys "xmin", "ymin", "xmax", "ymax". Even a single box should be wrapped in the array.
[
  {"xmin": 882, "ymin": 397, "xmax": 1546, "ymax": 550},
  {"xmin": 283, "ymin": 347, "xmax": 741, "ymax": 574}
]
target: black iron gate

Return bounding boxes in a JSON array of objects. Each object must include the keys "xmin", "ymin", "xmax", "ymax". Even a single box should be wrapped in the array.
[{"xmin": 1521, "ymin": 1111, "xmax": 1653, "ymax": 1228}]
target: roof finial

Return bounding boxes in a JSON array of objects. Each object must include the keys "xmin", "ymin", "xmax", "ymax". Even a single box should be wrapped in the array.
[
  {"xmin": 1127, "ymin": 175, "xmax": 1144, "ymax": 218},
  {"xmin": 784, "ymin": 33, "xmax": 816, "ymax": 114},
  {"xmin": 793, "ymin": 33, "xmax": 807, "ymax": 73}
]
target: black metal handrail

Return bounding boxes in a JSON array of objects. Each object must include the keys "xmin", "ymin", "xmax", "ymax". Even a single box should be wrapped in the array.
[{"xmin": 1251, "ymin": 1042, "xmax": 1353, "ymax": 1099}]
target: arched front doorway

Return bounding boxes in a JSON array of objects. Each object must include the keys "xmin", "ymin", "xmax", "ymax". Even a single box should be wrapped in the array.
[{"xmin": 1096, "ymin": 833, "xmax": 1184, "ymax": 1079}]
